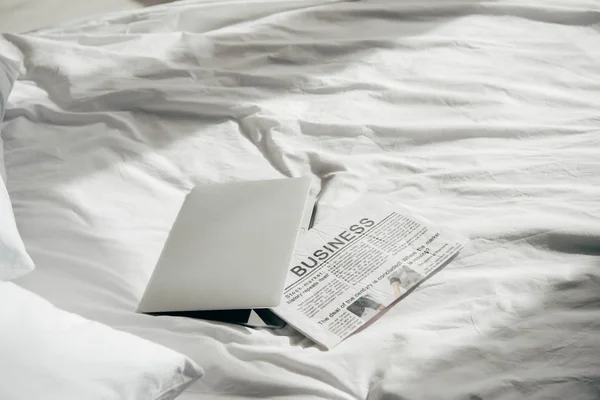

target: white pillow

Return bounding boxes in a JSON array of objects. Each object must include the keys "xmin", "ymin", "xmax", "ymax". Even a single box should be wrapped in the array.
[
  {"xmin": 0, "ymin": 282, "xmax": 202, "ymax": 400},
  {"xmin": 1, "ymin": 55, "xmax": 35, "ymax": 280}
]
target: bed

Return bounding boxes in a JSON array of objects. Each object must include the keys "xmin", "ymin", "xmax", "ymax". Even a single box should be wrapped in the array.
[{"xmin": 2, "ymin": 0, "xmax": 600, "ymax": 398}]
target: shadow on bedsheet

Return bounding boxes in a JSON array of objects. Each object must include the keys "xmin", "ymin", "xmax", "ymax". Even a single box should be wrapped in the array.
[
  {"xmin": 366, "ymin": 244, "xmax": 600, "ymax": 400},
  {"xmin": 134, "ymin": 0, "xmax": 180, "ymax": 6}
]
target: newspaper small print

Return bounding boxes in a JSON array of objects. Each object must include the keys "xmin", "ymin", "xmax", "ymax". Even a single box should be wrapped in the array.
[{"xmin": 272, "ymin": 200, "xmax": 468, "ymax": 349}]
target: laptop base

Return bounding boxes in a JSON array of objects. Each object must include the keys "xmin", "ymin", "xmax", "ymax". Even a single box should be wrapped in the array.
[{"xmin": 146, "ymin": 308, "xmax": 286, "ymax": 329}]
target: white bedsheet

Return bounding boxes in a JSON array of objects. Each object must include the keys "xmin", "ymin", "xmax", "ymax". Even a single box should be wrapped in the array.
[{"xmin": 2, "ymin": 1, "xmax": 600, "ymax": 398}]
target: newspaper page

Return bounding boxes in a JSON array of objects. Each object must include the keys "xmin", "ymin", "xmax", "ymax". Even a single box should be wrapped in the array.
[{"xmin": 272, "ymin": 201, "xmax": 468, "ymax": 349}]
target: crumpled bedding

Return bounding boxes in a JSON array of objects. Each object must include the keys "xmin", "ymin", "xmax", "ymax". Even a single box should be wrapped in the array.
[{"xmin": 2, "ymin": 0, "xmax": 599, "ymax": 399}]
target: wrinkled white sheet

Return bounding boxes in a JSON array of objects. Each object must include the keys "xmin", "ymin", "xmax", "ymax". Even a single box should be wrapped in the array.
[{"xmin": 2, "ymin": 0, "xmax": 600, "ymax": 399}]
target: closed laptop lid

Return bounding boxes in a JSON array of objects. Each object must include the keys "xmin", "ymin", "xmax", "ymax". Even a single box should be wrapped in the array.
[{"xmin": 137, "ymin": 177, "xmax": 311, "ymax": 313}]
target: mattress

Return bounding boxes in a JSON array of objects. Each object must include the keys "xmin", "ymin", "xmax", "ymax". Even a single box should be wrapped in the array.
[{"xmin": 2, "ymin": 0, "xmax": 600, "ymax": 399}]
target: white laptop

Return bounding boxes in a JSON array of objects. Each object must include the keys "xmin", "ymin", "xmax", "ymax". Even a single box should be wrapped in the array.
[{"xmin": 137, "ymin": 177, "xmax": 312, "ymax": 313}]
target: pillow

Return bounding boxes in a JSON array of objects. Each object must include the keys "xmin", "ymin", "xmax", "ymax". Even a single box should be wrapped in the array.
[
  {"xmin": 1, "ymin": 55, "xmax": 35, "ymax": 280},
  {"xmin": 0, "ymin": 282, "xmax": 202, "ymax": 400}
]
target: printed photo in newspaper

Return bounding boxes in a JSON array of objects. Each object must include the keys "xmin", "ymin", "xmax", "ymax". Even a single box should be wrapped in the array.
[{"xmin": 272, "ymin": 200, "xmax": 469, "ymax": 349}]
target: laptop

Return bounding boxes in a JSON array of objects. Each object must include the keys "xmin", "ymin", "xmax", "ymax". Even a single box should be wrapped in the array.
[{"xmin": 137, "ymin": 177, "xmax": 312, "ymax": 316}]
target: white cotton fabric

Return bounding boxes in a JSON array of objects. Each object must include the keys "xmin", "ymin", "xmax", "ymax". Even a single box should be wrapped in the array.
[
  {"xmin": 0, "ymin": 55, "xmax": 35, "ymax": 280},
  {"xmin": 1, "ymin": 0, "xmax": 599, "ymax": 399},
  {"xmin": 0, "ymin": 282, "xmax": 202, "ymax": 400}
]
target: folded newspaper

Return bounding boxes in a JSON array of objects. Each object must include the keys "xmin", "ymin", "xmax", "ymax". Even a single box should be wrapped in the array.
[{"xmin": 272, "ymin": 200, "xmax": 468, "ymax": 349}]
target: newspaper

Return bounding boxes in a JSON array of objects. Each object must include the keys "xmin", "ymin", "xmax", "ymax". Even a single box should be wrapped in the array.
[{"xmin": 272, "ymin": 200, "xmax": 468, "ymax": 349}]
